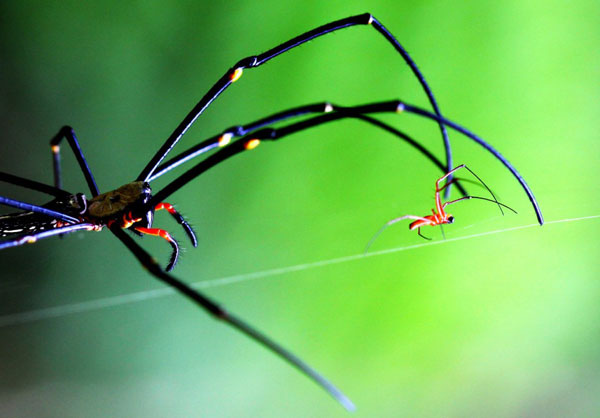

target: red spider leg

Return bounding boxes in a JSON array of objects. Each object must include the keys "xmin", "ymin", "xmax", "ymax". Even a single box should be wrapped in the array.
[
  {"xmin": 154, "ymin": 202, "xmax": 197, "ymax": 247},
  {"xmin": 134, "ymin": 226, "xmax": 180, "ymax": 272},
  {"xmin": 434, "ymin": 164, "xmax": 468, "ymax": 218},
  {"xmin": 434, "ymin": 164, "xmax": 505, "ymax": 218}
]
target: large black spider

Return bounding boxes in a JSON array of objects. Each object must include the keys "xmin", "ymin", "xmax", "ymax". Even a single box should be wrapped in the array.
[{"xmin": 0, "ymin": 13, "xmax": 543, "ymax": 410}]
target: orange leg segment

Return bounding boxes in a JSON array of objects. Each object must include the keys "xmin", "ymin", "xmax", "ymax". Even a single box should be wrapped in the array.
[
  {"xmin": 155, "ymin": 202, "xmax": 197, "ymax": 247},
  {"xmin": 135, "ymin": 226, "xmax": 180, "ymax": 272}
]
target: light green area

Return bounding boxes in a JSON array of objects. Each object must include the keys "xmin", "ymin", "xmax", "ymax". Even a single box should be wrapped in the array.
[{"xmin": 0, "ymin": 1, "xmax": 598, "ymax": 417}]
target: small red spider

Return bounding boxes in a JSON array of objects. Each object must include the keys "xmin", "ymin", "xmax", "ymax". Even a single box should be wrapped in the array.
[{"xmin": 365, "ymin": 164, "xmax": 516, "ymax": 251}]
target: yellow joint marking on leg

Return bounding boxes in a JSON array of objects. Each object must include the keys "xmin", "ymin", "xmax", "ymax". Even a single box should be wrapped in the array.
[
  {"xmin": 26, "ymin": 236, "xmax": 37, "ymax": 244},
  {"xmin": 218, "ymin": 133, "xmax": 232, "ymax": 147},
  {"xmin": 324, "ymin": 103, "xmax": 333, "ymax": 113},
  {"xmin": 367, "ymin": 15, "xmax": 374, "ymax": 25},
  {"xmin": 396, "ymin": 102, "xmax": 405, "ymax": 113},
  {"xmin": 244, "ymin": 139, "xmax": 260, "ymax": 150},
  {"xmin": 229, "ymin": 67, "xmax": 243, "ymax": 82},
  {"xmin": 51, "ymin": 145, "xmax": 60, "ymax": 154}
]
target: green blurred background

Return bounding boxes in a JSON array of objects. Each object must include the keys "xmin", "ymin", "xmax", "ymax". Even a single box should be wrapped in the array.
[{"xmin": 0, "ymin": 1, "xmax": 598, "ymax": 417}]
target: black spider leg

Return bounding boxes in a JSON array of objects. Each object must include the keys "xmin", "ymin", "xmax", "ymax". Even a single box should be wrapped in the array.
[
  {"xmin": 110, "ymin": 226, "xmax": 355, "ymax": 411},
  {"xmin": 0, "ymin": 171, "xmax": 71, "ymax": 198},
  {"xmin": 399, "ymin": 103, "xmax": 543, "ymax": 225},
  {"xmin": 138, "ymin": 13, "xmax": 452, "ymax": 189},
  {"xmin": 0, "ymin": 196, "xmax": 79, "ymax": 225},
  {"xmin": 148, "ymin": 103, "xmax": 333, "ymax": 182},
  {"xmin": 147, "ymin": 100, "xmax": 542, "ymax": 224},
  {"xmin": 157, "ymin": 204, "xmax": 198, "ymax": 247},
  {"xmin": 350, "ymin": 115, "xmax": 468, "ymax": 197},
  {"xmin": 0, "ymin": 172, "xmax": 94, "ymax": 242},
  {"xmin": 418, "ymin": 227, "xmax": 431, "ymax": 240},
  {"xmin": 50, "ymin": 126, "xmax": 100, "ymax": 196},
  {"xmin": 150, "ymin": 102, "xmax": 469, "ymax": 197},
  {"xmin": 140, "ymin": 203, "xmax": 198, "ymax": 272},
  {"xmin": 444, "ymin": 196, "xmax": 517, "ymax": 213},
  {"xmin": 0, "ymin": 222, "xmax": 95, "ymax": 250}
]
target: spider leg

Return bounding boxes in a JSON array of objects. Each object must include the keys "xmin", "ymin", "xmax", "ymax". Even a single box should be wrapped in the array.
[
  {"xmin": 353, "ymin": 116, "xmax": 469, "ymax": 197},
  {"xmin": 149, "ymin": 101, "xmax": 470, "ymax": 197},
  {"xmin": 436, "ymin": 164, "xmax": 466, "ymax": 193},
  {"xmin": 133, "ymin": 227, "xmax": 180, "ymax": 272},
  {"xmin": 149, "ymin": 101, "xmax": 409, "ymax": 205},
  {"xmin": 148, "ymin": 103, "xmax": 335, "ymax": 181},
  {"xmin": 154, "ymin": 203, "xmax": 197, "ymax": 247},
  {"xmin": 436, "ymin": 164, "xmax": 504, "ymax": 215},
  {"xmin": 443, "ymin": 195, "xmax": 517, "ymax": 214},
  {"xmin": 252, "ymin": 102, "xmax": 539, "ymax": 225},
  {"xmin": 0, "ymin": 172, "xmax": 71, "ymax": 198},
  {"xmin": 138, "ymin": 13, "xmax": 452, "ymax": 189},
  {"xmin": 417, "ymin": 227, "xmax": 432, "ymax": 241},
  {"xmin": 364, "ymin": 215, "xmax": 431, "ymax": 253},
  {"xmin": 50, "ymin": 126, "xmax": 99, "ymax": 196},
  {"xmin": 0, "ymin": 222, "xmax": 96, "ymax": 250},
  {"xmin": 110, "ymin": 226, "xmax": 355, "ymax": 411},
  {"xmin": 0, "ymin": 196, "xmax": 79, "ymax": 224}
]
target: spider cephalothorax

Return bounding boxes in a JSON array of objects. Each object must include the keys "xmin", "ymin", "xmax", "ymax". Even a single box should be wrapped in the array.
[
  {"xmin": 80, "ymin": 181, "xmax": 197, "ymax": 271},
  {"xmin": 86, "ymin": 181, "xmax": 152, "ymax": 222}
]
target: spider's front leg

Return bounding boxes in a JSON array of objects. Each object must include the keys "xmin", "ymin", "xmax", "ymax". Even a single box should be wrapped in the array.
[
  {"xmin": 134, "ymin": 226, "xmax": 180, "ymax": 272},
  {"xmin": 132, "ymin": 202, "xmax": 197, "ymax": 271},
  {"xmin": 364, "ymin": 214, "xmax": 432, "ymax": 253},
  {"xmin": 154, "ymin": 202, "xmax": 197, "ymax": 247}
]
